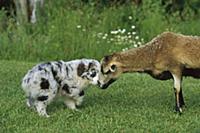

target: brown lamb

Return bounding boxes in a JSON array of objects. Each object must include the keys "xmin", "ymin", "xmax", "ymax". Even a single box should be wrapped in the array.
[{"xmin": 100, "ymin": 31, "xmax": 200, "ymax": 113}]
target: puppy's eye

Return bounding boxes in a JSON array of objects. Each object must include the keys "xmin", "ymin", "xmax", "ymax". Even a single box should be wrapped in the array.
[
  {"xmin": 91, "ymin": 72, "xmax": 97, "ymax": 78},
  {"xmin": 91, "ymin": 68, "xmax": 96, "ymax": 71}
]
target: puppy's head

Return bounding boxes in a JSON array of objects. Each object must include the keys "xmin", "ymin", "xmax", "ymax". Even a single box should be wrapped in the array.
[
  {"xmin": 77, "ymin": 60, "xmax": 102, "ymax": 85},
  {"xmin": 99, "ymin": 53, "xmax": 123, "ymax": 89}
]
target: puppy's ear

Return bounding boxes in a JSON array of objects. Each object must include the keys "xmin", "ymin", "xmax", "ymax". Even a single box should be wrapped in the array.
[
  {"xmin": 88, "ymin": 62, "xmax": 95, "ymax": 70},
  {"xmin": 77, "ymin": 63, "xmax": 86, "ymax": 77}
]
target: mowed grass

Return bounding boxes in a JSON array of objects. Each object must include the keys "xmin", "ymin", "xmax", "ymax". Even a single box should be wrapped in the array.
[{"xmin": 1, "ymin": 60, "xmax": 200, "ymax": 133}]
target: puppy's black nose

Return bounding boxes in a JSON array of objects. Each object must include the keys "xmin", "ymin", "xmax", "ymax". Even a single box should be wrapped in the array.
[{"xmin": 91, "ymin": 72, "xmax": 96, "ymax": 78}]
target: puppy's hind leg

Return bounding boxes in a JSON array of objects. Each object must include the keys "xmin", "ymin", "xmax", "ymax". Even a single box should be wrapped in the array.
[
  {"xmin": 75, "ymin": 91, "xmax": 85, "ymax": 107},
  {"xmin": 34, "ymin": 96, "xmax": 50, "ymax": 117},
  {"xmin": 75, "ymin": 96, "xmax": 84, "ymax": 107}
]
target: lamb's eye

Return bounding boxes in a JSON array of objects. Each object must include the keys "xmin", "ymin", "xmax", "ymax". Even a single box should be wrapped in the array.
[
  {"xmin": 110, "ymin": 64, "xmax": 116, "ymax": 72},
  {"xmin": 91, "ymin": 71, "xmax": 97, "ymax": 77}
]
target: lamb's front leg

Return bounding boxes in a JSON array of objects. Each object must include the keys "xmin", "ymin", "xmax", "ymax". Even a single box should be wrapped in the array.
[
  {"xmin": 179, "ymin": 89, "xmax": 185, "ymax": 108},
  {"xmin": 172, "ymin": 71, "xmax": 184, "ymax": 114}
]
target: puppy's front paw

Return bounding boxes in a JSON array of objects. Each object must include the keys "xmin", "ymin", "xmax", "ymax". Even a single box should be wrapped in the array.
[
  {"xmin": 64, "ymin": 100, "xmax": 76, "ymax": 110},
  {"xmin": 38, "ymin": 112, "xmax": 50, "ymax": 118},
  {"xmin": 73, "ymin": 108, "xmax": 81, "ymax": 112},
  {"xmin": 43, "ymin": 114, "xmax": 50, "ymax": 118}
]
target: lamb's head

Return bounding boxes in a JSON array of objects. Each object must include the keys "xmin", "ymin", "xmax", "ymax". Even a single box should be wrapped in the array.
[{"xmin": 99, "ymin": 53, "xmax": 123, "ymax": 89}]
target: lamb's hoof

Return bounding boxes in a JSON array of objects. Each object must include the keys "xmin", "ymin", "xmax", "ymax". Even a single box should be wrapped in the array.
[{"xmin": 174, "ymin": 106, "xmax": 183, "ymax": 115}]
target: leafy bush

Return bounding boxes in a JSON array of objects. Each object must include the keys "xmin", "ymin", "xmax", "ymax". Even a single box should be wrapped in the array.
[{"xmin": 0, "ymin": 0, "xmax": 200, "ymax": 62}]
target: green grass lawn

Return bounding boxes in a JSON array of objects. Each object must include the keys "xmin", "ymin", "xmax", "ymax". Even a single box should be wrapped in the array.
[{"xmin": 1, "ymin": 60, "xmax": 200, "ymax": 133}]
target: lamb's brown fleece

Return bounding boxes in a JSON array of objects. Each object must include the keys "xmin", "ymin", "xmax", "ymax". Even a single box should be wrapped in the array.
[{"xmin": 101, "ymin": 32, "xmax": 200, "ymax": 113}]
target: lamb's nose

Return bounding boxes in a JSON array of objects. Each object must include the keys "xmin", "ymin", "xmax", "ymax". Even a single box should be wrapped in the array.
[{"xmin": 97, "ymin": 80, "xmax": 101, "ymax": 87}]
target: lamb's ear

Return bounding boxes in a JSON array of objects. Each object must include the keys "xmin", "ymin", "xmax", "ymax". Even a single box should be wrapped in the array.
[
  {"xmin": 103, "ymin": 55, "xmax": 113, "ymax": 62},
  {"xmin": 102, "ymin": 53, "xmax": 119, "ymax": 63},
  {"xmin": 104, "ymin": 55, "xmax": 110, "ymax": 62},
  {"xmin": 77, "ymin": 63, "xmax": 86, "ymax": 77}
]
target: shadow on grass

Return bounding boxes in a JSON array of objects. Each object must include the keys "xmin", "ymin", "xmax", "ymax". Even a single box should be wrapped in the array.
[{"xmin": 83, "ymin": 90, "xmax": 173, "ymax": 112}]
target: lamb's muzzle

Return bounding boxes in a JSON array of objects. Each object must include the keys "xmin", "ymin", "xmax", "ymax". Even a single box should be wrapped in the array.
[{"xmin": 98, "ymin": 78, "xmax": 117, "ymax": 89}]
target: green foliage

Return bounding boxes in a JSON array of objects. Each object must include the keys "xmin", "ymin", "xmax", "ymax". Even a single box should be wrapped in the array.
[
  {"xmin": 0, "ymin": 0, "xmax": 200, "ymax": 61},
  {"xmin": 1, "ymin": 1, "xmax": 200, "ymax": 132},
  {"xmin": 1, "ymin": 60, "xmax": 200, "ymax": 132}
]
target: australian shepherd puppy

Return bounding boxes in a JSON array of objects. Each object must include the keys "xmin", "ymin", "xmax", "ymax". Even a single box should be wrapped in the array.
[{"xmin": 22, "ymin": 59, "xmax": 105, "ymax": 117}]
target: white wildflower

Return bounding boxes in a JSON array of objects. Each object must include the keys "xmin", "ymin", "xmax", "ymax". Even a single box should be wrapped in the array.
[
  {"xmin": 138, "ymin": 42, "xmax": 142, "ymax": 45},
  {"xmin": 121, "ymin": 29, "xmax": 126, "ymax": 34},
  {"xmin": 110, "ymin": 30, "xmax": 118, "ymax": 34},
  {"xmin": 128, "ymin": 16, "xmax": 132, "ymax": 20},
  {"xmin": 131, "ymin": 25, "xmax": 135, "ymax": 29},
  {"xmin": 122, "ymin": 48, "xmax": 129, "ymax": 51},
  {"xmin": 102, "ymin": 36, "xmax": 107, "ymax": 39},
  {"xmin": 110, "ymin": 38, "xmax": 114, "ymax": 41},
  {"xmin": 124, "ymin": 35, "xmax": 128, "ymax": 40},
  {"xmin": 97, "ymin": 33, "xmax": 103, "ymax": 37},
  {"xmin": 132, "ymin": 32, "xmax": 136, "ymax": 35},
  {"xmin": 77, "ymin": 25, "xmax": 81, "ymax": 29},
  {"xmin": 129, "ymin": 40, "xmax": 133, "ymax": 44},
  {"xmin": 117, "ymin": 35, "xmax": 121, "ymax": 39},
  {"xmin": 118, "ymin": 29, "xmax": 122, "ymax": 33},
  {"xmin": 135, "ymin": 36, "xmax": 139, "ymax": 40}
]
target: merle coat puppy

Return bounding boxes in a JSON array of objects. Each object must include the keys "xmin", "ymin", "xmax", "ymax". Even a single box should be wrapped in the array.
[{"xmin": 22, "ymin": 59, "xmax": 104, "ymax": 117}]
